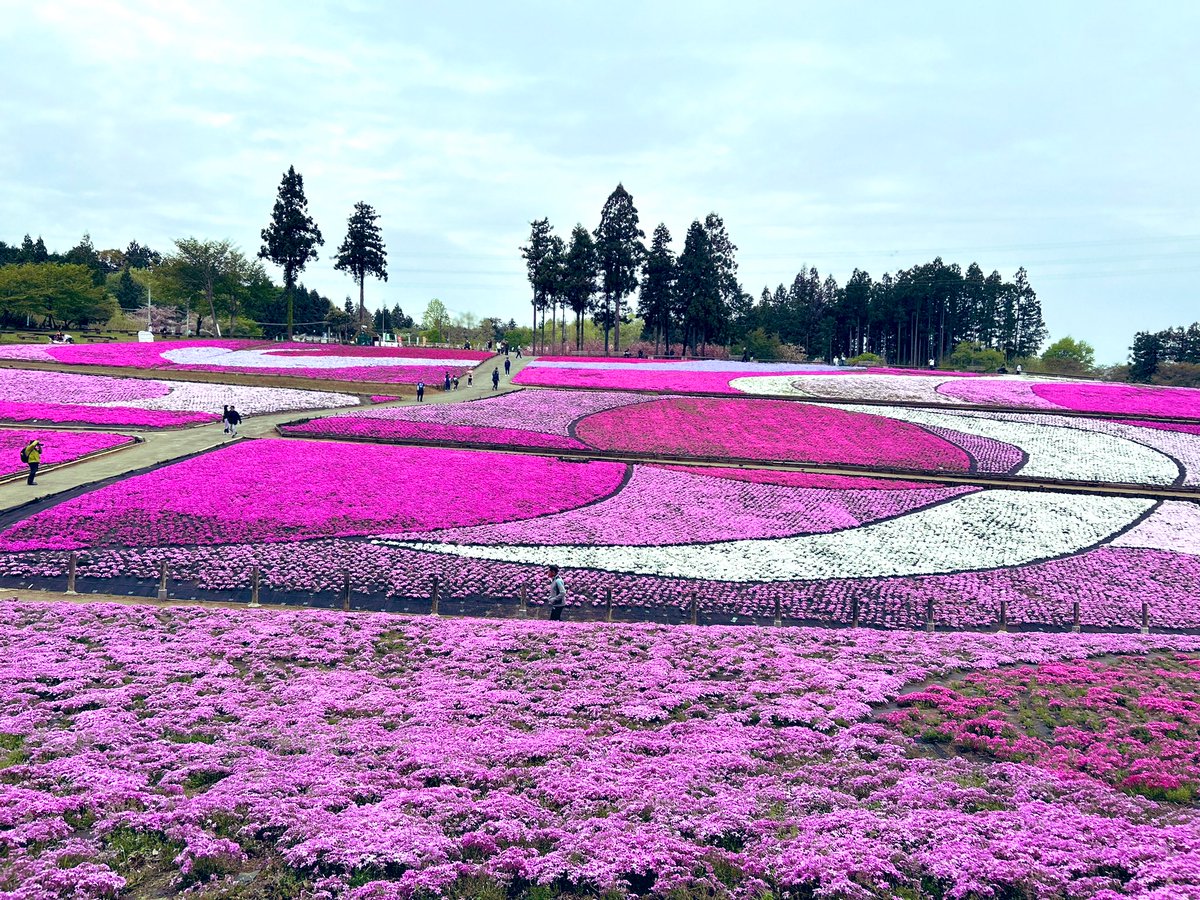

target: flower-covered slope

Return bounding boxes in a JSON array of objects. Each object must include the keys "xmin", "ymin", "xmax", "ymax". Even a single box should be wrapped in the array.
[
  {"xmin": 0, "ymin": 340, "xmax": 492, "ymax": 385},
  {"xmin": 0, "ymin": 368, "xmax": 362, "ymax": 427},
  {"xmin": 0, "ymin": 439, "xmax": 1196, "ymax": 628},
  {"xmin": 2, "ymin": 602, "xmax": 1199, "ymax": 899}
]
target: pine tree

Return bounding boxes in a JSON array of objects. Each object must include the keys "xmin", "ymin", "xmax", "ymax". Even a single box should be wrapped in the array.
[
  {"xmin": 333, "ymin": 202, "xmax": 388, "ymax": 327},
  {"xmin": 259, "ymin": 166, "xmax": 324, "ymax": 340},
  {"xmin": 562, "ymin": 224, "xmax": 598, "ymax": 350},
  {"xmin": 593, "ymin": 184, "xmax": 645, "ymax": 353},
  {"xmin": 638, "ymin": 223, "xmax": 676, "ymax": 354}
]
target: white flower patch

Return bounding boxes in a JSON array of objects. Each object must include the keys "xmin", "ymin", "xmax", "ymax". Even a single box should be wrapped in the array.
[
  {"xmin": 833, "ymin": 404, "xmax": 1181, "ymax": 485},
  {"xmin": 1111, "ymin": 501, "xmax": 1200, "ymax": 555},
  {"xmin": 387, "ymin": 490, "xmax": 1152, "ymax": 582},
  {"xmin": 162, "ymin": 347, "xmax": 483, "ymax": 369},
  {"xmin": 94, "ymin": 382, "xmax": 361, "ymax": 416},
  {"xmin": 938, "ymin": 410, "xmax": 1200, "ymax": 487},
  {"xmin": 731, "ymin": 374, "xmax": 955, "ymax": 403}
]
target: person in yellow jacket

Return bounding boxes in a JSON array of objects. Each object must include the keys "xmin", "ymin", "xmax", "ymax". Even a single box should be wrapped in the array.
[{"xmin": 22, "ymin": 439, "xmax": 42, "ymax": 485}]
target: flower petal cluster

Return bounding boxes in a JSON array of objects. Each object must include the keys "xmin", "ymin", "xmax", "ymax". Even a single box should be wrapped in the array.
[{"xmin": 2, "ymin": 603, "xmax": 1200, "ymax": 899}]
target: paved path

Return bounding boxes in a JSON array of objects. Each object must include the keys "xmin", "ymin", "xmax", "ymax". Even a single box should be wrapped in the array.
[{"xmin": 0, "ymin": 354, "xmax": 534, "ymax": 514}]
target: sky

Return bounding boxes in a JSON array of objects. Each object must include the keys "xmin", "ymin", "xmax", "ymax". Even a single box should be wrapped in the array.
[{"xmin": 1, "ymin": 1, "xmax": 1197, "ymax": 363}]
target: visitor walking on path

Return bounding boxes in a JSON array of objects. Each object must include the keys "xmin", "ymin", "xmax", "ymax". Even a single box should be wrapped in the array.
[
  {"xmin": 504, "ymin": 357, "xmax": 511, "ymax": 375},
  {"xmin": 491, "ymin": 367, "xmax": 500, "ymax": 390},
  {"xmin": 444, "ymin": 372, "xmax": 452, "ymax": 392},
  {"xmin": 515, "ymin": 345, "xmax": 523, "ymax": 358},
  {"xmin": 467, "ymin": 372, "xmax": 473, "ymax": 387},
  {"xmin": 416, "ymin": 381, "xmax": 425, "ymax": 402},
  {"xmin": 222, "ymin": 405, "xmax": 231, "ymax": 434},
  {"xmin": 225, "ymin": 406, "xmax": 242, "ymax": 437},
  {"xmin": 547, "ymin": 565, "xmax": 566, "ymax": 621},
  {"xmin": 21, "ymin": 439, "xmax": 41, "ymax": 485}
]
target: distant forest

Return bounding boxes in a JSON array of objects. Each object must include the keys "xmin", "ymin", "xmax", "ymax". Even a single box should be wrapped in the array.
[{"xmin": 524, "ymin": 183, "xmax": 1046, "ymax": 366}]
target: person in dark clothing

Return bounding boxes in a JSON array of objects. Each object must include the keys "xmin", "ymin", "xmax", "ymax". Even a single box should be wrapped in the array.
[
  {"xmin": 416, "ymin": 381, "xmax": 425, "ymax": 402},
  {"xmin": 444, "ymin": 372, "xmax": 452, "ymax": 391},
  {"xmin": 491, "ymin": 367, "xmax": 500, "ymax": 390},
  {"xmin": 504, "ymin": 357, "xmax": 511, "ymax": 375},
  {"xmin": 515, "ymin": 345, "xmax": 523, "ymax": 358},
  {"xmin": 222, "ymin": 405, "xmax": 231, "ymax": 433},
  {"xmin": 225, "ymin": 406, "xmax": 242, "ymax": 437},
  {"xmin": 548, "ymin": 565, "xmax": 566, "ymax": 621}
]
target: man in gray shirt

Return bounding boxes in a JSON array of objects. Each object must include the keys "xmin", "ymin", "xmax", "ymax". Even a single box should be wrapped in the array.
[{"xmin": 547, "ymin": 565, "xmax": 566, "ymax": 621}]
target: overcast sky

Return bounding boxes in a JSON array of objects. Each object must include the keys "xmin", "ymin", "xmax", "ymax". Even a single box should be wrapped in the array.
[{"xmin": 2, "ymin": 1, "xmax": 1197, "ymax": 362}]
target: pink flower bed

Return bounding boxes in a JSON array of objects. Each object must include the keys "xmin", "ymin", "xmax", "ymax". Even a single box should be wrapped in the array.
[
  {"xmin": 2, "ymin": 602, "xmax": 1199, "ymax": 899},
  {"xmin": 0, "ymin": 439, "xmax": 625, "ymax": 552},
  {"xmin": 285, "ymin": 417, "xmax": 586, "ymax": 451},
  {"xmin": 0, "ymin": 438, "xmax": 1194, "ymax": 629},
  {"xmin": 0, "ymin": 340, "xmax": 491, "ymax": 385},
  {"xmin": 1033, "ymin": 381, "xmax": 1200, "ymax": 418},
  {"xmin": 887, "ymin": 653, "xmax": 1200, "ymax": 801},
  {"xmin": 285, "ymin": 392, "xmax": 1026, "ymax": 476},
  {"xmin": 416, "ymin": 465, "xmax": 975, "ymax": 546},
  {"xmin": 575, "ymin": 397, "xmax": 976, "ymax": 472},
  {"xmin": 0, "ymin": 430, "xmax": 135, "ymax": 478},
  {"xmin": 0, "ymin": 402, "xmax": 209, "ymax": 428},
  {"xmin": 936, "ymin": 377, "xmax": 1060, "ymax": 408}
]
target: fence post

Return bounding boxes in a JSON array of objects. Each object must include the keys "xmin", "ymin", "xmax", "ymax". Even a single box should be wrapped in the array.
[
  {"xmin": 851, "ymin": 595, "xmax": 860, "ymax": 629},
  {"xmin": 341, "ymin": 569, "xmax": 351, "ymax": 612},
  {"xmin": 1141, "ymin": 602, "xmax": 1149, "ymax": 635},
  {"xmin": 998, "ymin": 600, "xmax": 1008, "ymax": 633},
  {"xmin": 430, "ymin": 575, "xmax": 440, "ymax": 616},
  {"xmin": 605, "ymin": 587, "xmax": 613, "ymax": 623},
  {"xmin": 689, "ymin": 592, "xmax": 698, "ymax": 626},
  {"xmin": 157, "ymin": 560, "xmax": 168, "ymax": 602},
  {"xmin": 518, "ymin": 584, "xmax": 528, "ymax": 619},
  {"xmin": 65, "ymin": 552, "xmax": 78, "ymax": 595},
  {"xmin": 773, "ymin": 595, "xmax": 782, "ymax": 627},
  {"xmin": 925, "ymin": 597, "xmax": 935, "ymax": 633},
  {"xmin": 1071, "ymin": 600, "xmax": 1080, "ymax": 633},
  {"xmin": 248, "ymin": 567, "xmax": 261, "ymax": 608}
]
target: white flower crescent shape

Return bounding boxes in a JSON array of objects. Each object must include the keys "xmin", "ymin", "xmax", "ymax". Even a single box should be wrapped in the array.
[{"xmin": 384, "ymin": 491, "xmax": 1154, "ymax": 582}]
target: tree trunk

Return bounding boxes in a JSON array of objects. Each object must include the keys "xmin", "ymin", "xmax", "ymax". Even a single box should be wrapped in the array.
[
  {"xmin": 287, "ymin": 283, "xmax": 295, "ymax": 341},
  {"xmin": 613, "ymin": 295, "xmax": 620, "ymax": 353},
  {"xmin": 205, "ymin": 282, "xmax": 222, "ymax": 337},
  {"xmin": 359, "ymin": 280, "xmax": 366, "ymax": 328}
]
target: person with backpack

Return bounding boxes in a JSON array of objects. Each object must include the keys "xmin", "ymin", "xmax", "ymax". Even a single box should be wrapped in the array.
[
  {"xmin": 21, "ymin": 439, "xmax": 42, "ymax": 485},
  {"xmin": 226, "ymin": 406, "xmax": 242, "ymax": 437},
  {"xmin": 547, "ymin": 565, "xmax": 567, "ymax": 621},
  {"xmin": 491, "ymin": 367, "xmax": 500, "ymax": 391}
]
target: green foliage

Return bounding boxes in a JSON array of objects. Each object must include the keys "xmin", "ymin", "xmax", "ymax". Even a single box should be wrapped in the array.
[
  {"xmin": 738, "ymin": 328, "xmax": 784, "ymax": 361},
  {"xmin": 947, "ymin": 341, "xmax": 1006, "ymax": 372},
  {"xmin": 504, "ymin": 326, "xmax": 533, "ymax": 348},
  {"xmin": 846, "ymin": 352, "xmax": 883, "ymax": 367},
  {"xmin": 0, "ymin": 262, "xmax": 115, "ymax": 328},
  {"xmin": 639, "ymin": 223, "xmax": 676, "ymax": 352},
  {"xmin": 259, "ymin": 165, "xmax": 324, "ymax": 337},
  {"xmin": 1039, "ymin": 335, "xmax": 1096, "ymax": 374},
  {"xmin": 112, "ymin": 267, "xmax": 147, "ymax": 311},
  {"xmin": 676, "ymin": 220, "xmax": 721, "ymax": 352},
  {"xmin": 422, "ymin": 328, "xmax": 443, "ymax": 344},
  {"xmin": 562, "ymin": 224, "xmax": 599, "ymax": 350},
  {"xmin": 1152, "ymin": 362, "xmax": 1200, "ymax": 388},
  {"xmin": 334, "ymin": 201, "xmax": 388, "ymax": 325},
  {"xmin": 421, "ymin": 298, "xmax": 450, "ymax": 333},
  {"xmin": 593, "ymin": 184, "xmax": 645, "ymax": 352}
]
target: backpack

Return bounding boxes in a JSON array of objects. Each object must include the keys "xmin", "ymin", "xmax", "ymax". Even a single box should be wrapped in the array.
[{"xmin": 20, "ymin": 445, "xmax": 30, "ymax": 463}]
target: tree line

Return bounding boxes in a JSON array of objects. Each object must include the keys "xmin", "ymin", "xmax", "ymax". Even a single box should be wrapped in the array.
[
  {"xmin": 521, "ymin": 184, "xmax": 1047, "ymax": 364},
  {"xmin": 1129, "ymin": 322, "xmax": 1200, "ymax": 386},
  {"xmin": 0, "ymin": 166, "xmax": 405, "ymax": 339}
]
